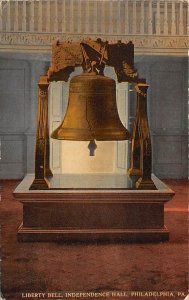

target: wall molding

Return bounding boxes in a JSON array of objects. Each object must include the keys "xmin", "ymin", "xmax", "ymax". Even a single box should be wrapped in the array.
[{"xmin": 0, "ymin": 33, "xmax": 188, "ymax": 56}]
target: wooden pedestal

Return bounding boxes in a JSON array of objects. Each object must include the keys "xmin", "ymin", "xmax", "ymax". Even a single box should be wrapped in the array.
[{"xmin": 13, "ymin": 174, "xmax": 174, "ymax": 243}]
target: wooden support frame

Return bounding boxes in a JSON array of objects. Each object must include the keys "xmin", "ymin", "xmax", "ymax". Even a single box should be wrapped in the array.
[
  {"xmin": 128, "ymin": 83, "xmax": 156, "ymax": 189},
  {"xmin": 30, "ymin": 75, "xmax": 52, "ymax": 190},
  {"xmin": 30, "ymin": 40, "xmax": 155, "ymax": 190}
]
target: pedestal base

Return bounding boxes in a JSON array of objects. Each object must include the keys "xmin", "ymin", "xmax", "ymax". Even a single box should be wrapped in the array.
[
  {"xmin": 14, "ymin": 174, "xmax": 174, "ymax": 243},
  {"xmin": 17, "ymin": 225, "xmax": 169, "ymax": 243}
]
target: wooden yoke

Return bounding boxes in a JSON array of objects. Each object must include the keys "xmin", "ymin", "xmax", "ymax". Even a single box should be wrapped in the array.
[
  {"xmin": 30, "ymin": 75, "xmax": 52, "ymax": 190},
  {"xmin": 128, "ymin": 83, "xmax": 156, "ymax": 189}
]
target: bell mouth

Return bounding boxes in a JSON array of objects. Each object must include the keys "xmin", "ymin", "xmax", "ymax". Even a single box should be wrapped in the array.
[{"xmin": 51, "ymin": 126, "xmax": 131, "ymax": 141}]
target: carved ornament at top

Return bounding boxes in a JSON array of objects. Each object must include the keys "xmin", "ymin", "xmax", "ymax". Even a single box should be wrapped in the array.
[{"xmin": 48, "ymin": 39, "xmax": 139, "ymax": 83}]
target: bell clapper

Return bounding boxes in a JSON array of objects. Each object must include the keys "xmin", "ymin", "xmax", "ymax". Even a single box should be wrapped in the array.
[{"xmin": 88, "ymin": 140, "xmax": 97, "ymax": 156}]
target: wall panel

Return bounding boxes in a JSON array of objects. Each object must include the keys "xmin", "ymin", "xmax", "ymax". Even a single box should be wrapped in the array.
[
  {"xmin": 0, "ymin": 55, "xmax": 48, "ymax": 179},
  {"xmin": 151, "ymin": 70, "xmax": 183, "ymax": 132},
  {"xmin": 0, "ymin": 69, "xmax": 25, "ymax": 132},
  {"xmin": 148, "ymin": 58, "xmax": 187, "ymax": 178}
]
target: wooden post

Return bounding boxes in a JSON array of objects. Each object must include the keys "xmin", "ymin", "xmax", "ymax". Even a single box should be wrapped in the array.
[
  {"xmin": 46, "ymin": 0, "xmax": 51, "ymax": 32},
  {"xmin": 134, "ymin": 83, "xmax": 156, "ymax": 189},
  {"xmin": 127, "ymin": 92, "xmax": 141, "ymax": 177},
  {"xmin": 54, "ymin": 0, "xmax": 58, "ymax": 32},
  {"xmin": 140, "ymin": 0, "xmax": 145, "ymax": 34},
  {"xmin": 30, "ymin": 75, "xmax": 52, "ymax": 190},
  {"xmin": 22, "ymin": 0, "xmax": 27, "ymax": 32},
  {"xmin": 171, "ymin": 1, "xmax": 176, "ymax": 35},
  {"xmin": 0, "ymin": 1, "xmax": 2, "ymax": 31},
  {"xmin": 85, "ymin": 0, "xmax": 90, "ymax": 33},
  {"xmin": 156, "ymin": 1, "xmax": 160, "ymax": 35},
  {"xmin": 164, "ymin": 1, "xmax": 168, "ymax": 35},
  {"xmin": 14, "ymin": 1, "xmax": 19, "ymax": 31},
  {"xmin": 132, "ymin": 0, "xmax": 137, "ymax": 34},
  {"xmin": 45, "ymin": 122, "xmax": 53, "ymax": 178},
  {"xmin": 62, "ymin": 0, "xmax": 66, "ymax": 33},
  {"xmin": 148, "ymin": 0, "xmax": 153, "ymax": 34},
  {"xmin": 125, "ymin": 0, "xmax": 129, "ymax": 34},
  {"xmin": 179, "ymin": 1, "xmax": 184, "ymax": 35},
  {"xmin": 30, "ymin": 0, "xmax": 35, "ymax": 32},
  {"xmin": 38, "ymin": 0, "xmax": 43, "ymax": 32},
  {"xmin": 70, "ymin": 0, "xmax": 74, "ymax": 33},
  {"xmin": 117, "ymin": 0, "xmax": 121, "ymax": 34},
  {"xmin": 109, "ymin": 0, "xmax": 113, "ymax": 34},
  {"xmin": 6, "ymin": 0, "xmax": 11, "ymax": 31},
  {"xmin": 101, "ymin": 0, "xmax": 106, "ymax": 34}
]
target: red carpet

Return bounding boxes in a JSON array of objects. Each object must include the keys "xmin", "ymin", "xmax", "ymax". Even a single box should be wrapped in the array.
[{"xmin": 0, "ymin": 179, "xmax": 188, "ymax": 300}]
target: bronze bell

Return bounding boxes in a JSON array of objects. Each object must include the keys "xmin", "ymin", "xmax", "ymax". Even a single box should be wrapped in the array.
[{"xmin": 51, "ymin": 72, "xmax": 131, "ymax": 141}]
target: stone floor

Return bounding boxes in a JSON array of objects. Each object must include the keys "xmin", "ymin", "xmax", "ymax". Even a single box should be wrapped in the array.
[{"xmin": 0, "ymin": 179, "xmax": 188, "ymax": 300}]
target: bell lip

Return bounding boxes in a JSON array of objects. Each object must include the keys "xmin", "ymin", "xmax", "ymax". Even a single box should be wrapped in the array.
[
  {"xmin": 93, "ymin": 128, "xmax": 131, "ymax": 141},
  {"xmin": 95, "ymin": 134, "xmax": 131, "ymax": 141},
  {"xmin": 50, "ymin": 128, "xmax": 95, "ymax": 141},
  {"xmin": 51, "ymin": 130, "xmax": 131, "ymax": 141}
]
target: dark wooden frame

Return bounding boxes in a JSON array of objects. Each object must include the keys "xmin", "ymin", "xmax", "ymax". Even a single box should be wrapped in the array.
[{"xmin": 30, "ymin": 40, "xmax": 155, "ymax": 190}]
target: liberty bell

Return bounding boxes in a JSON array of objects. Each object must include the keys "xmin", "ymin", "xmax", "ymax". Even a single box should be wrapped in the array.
[{"xmin": 51, "ymin": 71, "xmax": 131, "ymax": 141}]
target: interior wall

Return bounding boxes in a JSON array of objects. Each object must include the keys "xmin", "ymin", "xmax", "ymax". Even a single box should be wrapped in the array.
[
  {"xmin": 0, "ymin": 52, "xmax": 50, "ymax": 179},
  {"xmin": 0, "ymin": 52, "xmax": 188, "ymax": 179},
  {"xmin": 135, "ymin": 55, "xmax": 188, "ymax": 179}
]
